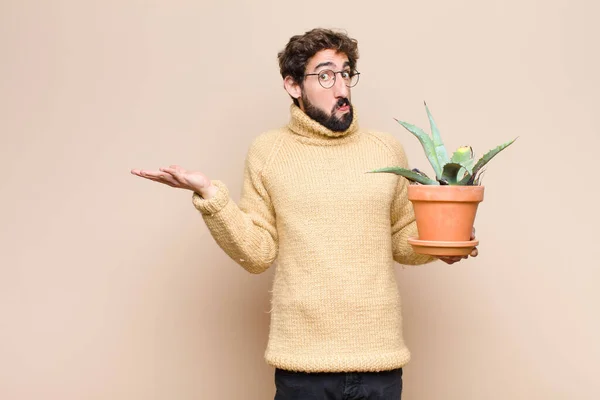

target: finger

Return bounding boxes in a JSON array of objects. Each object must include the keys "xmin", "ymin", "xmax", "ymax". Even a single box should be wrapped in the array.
[
  {"xmin": 131, "ymin": 169, "xmax": 153, "ymax": 177},
  {"xmin": 470, "ymin": 247, "xmax": 479, "ymax": 257},
  {"xmin": 157, "ymin": 173, "xmax": 179, "ymax": 186},
  {"xmin": 142, "ymin": 170, "xmax": 176, "ymax": 184},
  {"xmin": 470, "ymin": 227, "xmax": 476, "ymax": 240},
  {"xmin": 142, "ymin": 175, "xmax": 176, "ymax": 187},
  {"xmin": 132, "ymin": 170, "xmax": 163, "ymax": 181},
  {"xmin": 438, "ymin": 257, "xmax": 458, "ymax": 264},
  {"xmin": 169, "ymin": 165, "xmax": 185, "ymax": 173},
  {"xmin": 160, "ymin": 167, "xmax": 186, "ymax": 184},
  {"xmin": 138, "ymin": 170, "xmax": 164, "ymax": 179},
  {"xmin": 160, "ymin": 167, "xmax": 179, "ymax": 175},
  {"xmin": 140, "ymin": 170, "xmax": 181, "ymax": 186}
]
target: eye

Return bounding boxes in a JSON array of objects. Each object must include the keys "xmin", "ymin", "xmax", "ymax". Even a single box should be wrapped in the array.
[
  {"xmin": 341, "ymin": 70, "xmax": 351, "ymax": 79},
  {"xmin": 319, "ymin": 71, "xmax": 333, "ymax": 81}
]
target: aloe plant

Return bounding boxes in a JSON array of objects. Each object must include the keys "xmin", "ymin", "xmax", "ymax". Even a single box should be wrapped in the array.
[{"xmin": 369, "ymin": 102, "xmax": 517, "ymax": 185}]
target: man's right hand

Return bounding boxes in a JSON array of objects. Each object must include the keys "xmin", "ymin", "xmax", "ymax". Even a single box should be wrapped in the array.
[{"xmin": 130, "ymin": 165, "xmax": 218, "ymax": 199}]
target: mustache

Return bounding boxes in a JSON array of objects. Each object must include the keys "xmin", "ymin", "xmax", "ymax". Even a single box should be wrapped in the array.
[
  {"xmin": 332, "ymin": 98, "xmax": 351, "ymax": 113},
  {"xmin": 336, "ymin": 98, "xmax": 350, "ymax": 108}
]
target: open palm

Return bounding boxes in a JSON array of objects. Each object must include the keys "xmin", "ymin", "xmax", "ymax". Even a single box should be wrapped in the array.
[{"xmin": 130, "ymin": 165, "xmax": 211, "ymax": 193}]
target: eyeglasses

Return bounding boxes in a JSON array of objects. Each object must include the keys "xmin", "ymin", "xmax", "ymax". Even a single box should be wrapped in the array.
[{"xmin": 304, "ymin": 69, "xmax": 360, "ymax": 89}]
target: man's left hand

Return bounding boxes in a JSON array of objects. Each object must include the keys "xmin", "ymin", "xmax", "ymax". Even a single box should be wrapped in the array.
[{"xmin": 437, "ymin": 227, "xmax": 478, "ymax": 265}]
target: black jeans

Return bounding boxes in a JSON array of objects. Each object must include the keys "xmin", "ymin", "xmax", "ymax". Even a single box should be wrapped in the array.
[{"xmin": 274, "ymin": 368, "xmax": 402, "ymax": 400}]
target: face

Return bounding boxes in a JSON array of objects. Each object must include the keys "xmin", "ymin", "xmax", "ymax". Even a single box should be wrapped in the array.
[{"xmin": 285, "ymin": 49, "xmax": 354, "ymax": 132}]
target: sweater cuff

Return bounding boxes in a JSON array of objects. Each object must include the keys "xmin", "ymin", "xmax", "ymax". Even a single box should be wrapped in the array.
[{"xmin": 191, "ymin": 180, "xmax": 230, "ymax": 215}]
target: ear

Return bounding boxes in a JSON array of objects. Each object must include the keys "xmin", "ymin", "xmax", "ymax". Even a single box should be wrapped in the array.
[{"xmin": 283, "ymin": 76, "xmax": 302, "ymax": 100}]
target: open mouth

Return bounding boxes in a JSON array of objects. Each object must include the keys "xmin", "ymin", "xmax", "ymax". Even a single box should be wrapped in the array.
[{"xmin": 336, "ymin": 98, "xmax": 350, "ymax": 112}]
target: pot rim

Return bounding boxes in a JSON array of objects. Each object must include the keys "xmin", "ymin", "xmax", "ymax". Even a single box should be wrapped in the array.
[{"xmin": 408, "ymin": 184, "xmax": 484, "ymax": 202}]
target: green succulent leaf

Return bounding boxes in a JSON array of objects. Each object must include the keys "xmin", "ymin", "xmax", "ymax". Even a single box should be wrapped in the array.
[
  {"xmin": 368, "ymin": 167, "xmax": 439, "ymax": 185},
  {"xmin": 458, "ymin": 171, "xmax": 474, "ymax": 185},
  {"xmin": 425, "ymin": 102, "xmax": 450, "ymax": 167},
  {"xmin": 411, "ymin": 168, "xmax": 430, "ymax": 179},
  {"xmin": 471, "ymin": 137, "xmax": 518, "ymax": 178},
  {"xmin": 441, "ymin": 163, "xmax": 465, "ymax": 185},
  {"xmin": 395, "ymin": 119, "xmax": 442, "ymax": 179},
  {"xmin": 450, "ymin": 146, "xmax": 474, "ymax": 174}
]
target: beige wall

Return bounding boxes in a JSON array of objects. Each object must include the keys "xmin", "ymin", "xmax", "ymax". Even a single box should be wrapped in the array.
[{"xmin": 1, "ymin": 1, "xmax": 599, "ymax": 399}]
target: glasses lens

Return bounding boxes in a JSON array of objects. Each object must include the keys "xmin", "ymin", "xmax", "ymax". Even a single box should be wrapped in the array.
[
  {"xmin": 318, "ymin": 70, "xmax": 335, "ymax": 88},
  {"xmin": 347, "ymin": 72, "xmax": 359, "ymax": 87}
]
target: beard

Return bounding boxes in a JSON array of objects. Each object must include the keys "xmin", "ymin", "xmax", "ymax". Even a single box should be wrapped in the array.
[{"xmin": 302, "ymin": 95, "xmax": 354, "ymax": 132}]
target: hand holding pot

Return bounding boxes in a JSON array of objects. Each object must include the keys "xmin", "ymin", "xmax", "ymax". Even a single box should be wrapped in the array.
[{"xmin": 437, "ymin": 227, "xmax": 478, "ymax": 265}]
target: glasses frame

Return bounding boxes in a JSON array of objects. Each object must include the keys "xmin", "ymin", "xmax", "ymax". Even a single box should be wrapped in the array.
[{"xmin": 304, "ymin": 69, "xmax": 361, "ymax": 89}]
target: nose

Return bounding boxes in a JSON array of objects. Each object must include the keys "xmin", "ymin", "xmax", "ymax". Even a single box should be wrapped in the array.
[{"xmin": 332, "ymin": 73, "xmax": 349, "ymax": 98}]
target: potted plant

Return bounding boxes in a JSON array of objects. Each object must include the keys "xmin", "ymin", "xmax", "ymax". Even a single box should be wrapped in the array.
[{"xmin": 369, "ymin": 102, "xmax": 517, "ymax": 256}]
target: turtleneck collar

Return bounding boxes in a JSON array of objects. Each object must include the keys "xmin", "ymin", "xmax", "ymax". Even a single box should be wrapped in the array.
[{"xmin": 287, "ymin": 104, "xmax": 359, "ymax": 145}]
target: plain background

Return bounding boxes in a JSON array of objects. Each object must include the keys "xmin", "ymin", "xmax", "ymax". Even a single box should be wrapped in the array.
[{"xmin": 1, "ymin": 1, "xmax": 599, "ymax": 399}]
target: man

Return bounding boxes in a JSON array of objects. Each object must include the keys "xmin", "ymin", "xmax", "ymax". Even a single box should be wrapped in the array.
[{"xmin": 131, "ymin": 28, "xmax": 476, "ymax": 400}]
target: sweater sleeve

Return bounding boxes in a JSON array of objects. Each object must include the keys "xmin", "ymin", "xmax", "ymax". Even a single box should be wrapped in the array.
[
  {"xmin": 191, "ymin": 138, "xmax": 278, "ymax": 274},
  {"xmin": 389, "ymin": 143, "xmax": 437, "ymax": 266}
]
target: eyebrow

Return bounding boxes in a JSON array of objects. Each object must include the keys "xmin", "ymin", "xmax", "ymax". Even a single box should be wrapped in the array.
[{"xmin": 313, "ymin": 60, "xmax": 351, "ymax": 72}]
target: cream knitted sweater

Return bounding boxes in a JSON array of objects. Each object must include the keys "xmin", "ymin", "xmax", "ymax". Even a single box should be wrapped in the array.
[{"xmin": 192, "ymin": 105, "xmax": 435, "ymax": 373}]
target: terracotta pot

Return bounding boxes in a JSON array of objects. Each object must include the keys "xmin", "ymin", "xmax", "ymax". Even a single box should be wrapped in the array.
[{"xmin": 407, "ymin": 185, "xmax": 484, "ymax": 242}]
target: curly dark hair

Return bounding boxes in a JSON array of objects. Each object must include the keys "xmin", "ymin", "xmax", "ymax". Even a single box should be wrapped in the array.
[{"xmin": 277, "ymin": 28, "xmax": 359, "ymax": 104}]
